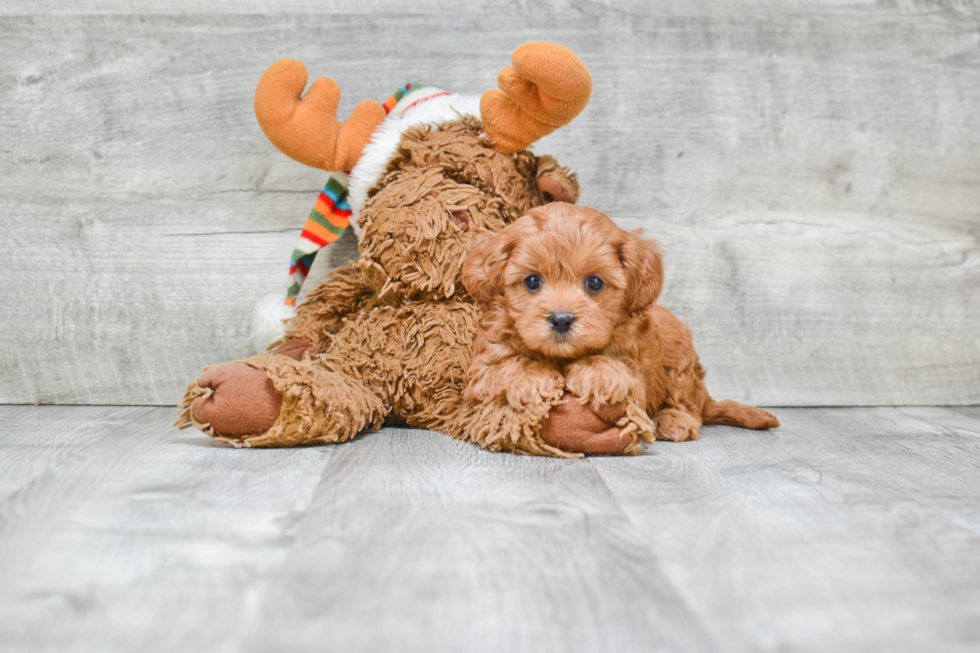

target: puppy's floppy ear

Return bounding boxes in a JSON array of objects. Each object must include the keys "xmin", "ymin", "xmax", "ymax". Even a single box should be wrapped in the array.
[
  {"xmin": 463, "ymin": 231, "xmax": 509, "ymax": 307},
  {"xmin": 619, "ymin": 231, "xmax": 665, "ymax": 314}
]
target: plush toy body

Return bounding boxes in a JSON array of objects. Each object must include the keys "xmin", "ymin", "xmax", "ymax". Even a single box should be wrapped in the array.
[{"xmin": 177, "ymin": 43, "xmax": 649, "ymax": 456}]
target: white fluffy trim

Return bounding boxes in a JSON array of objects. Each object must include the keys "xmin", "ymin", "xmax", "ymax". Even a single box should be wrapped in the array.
[
  {"xmin": 347, "ymin": 93, "xmax": 482, "ymax": 235},
  {"xmin": 249, "ymin": 293, "xmax": 296, "ymax": 354}
]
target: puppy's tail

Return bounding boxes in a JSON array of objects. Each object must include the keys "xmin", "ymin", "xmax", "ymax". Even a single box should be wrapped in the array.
[{"xmin": 702, "ymin": 399, "xmax": 780, "ymax": 430}]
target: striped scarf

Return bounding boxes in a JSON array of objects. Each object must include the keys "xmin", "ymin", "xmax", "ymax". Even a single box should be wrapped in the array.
[{"xmin": 286, "ymin": 172, "xmax": 351, "ymax": 306}]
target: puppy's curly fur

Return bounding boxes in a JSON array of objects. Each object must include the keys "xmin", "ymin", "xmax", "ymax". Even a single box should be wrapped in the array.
[{"xmin": 462, "ymin": 202, "xmax": 779, "ymax": 442}]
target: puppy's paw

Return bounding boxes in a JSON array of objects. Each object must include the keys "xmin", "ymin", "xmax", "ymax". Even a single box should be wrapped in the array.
[
  {"xmin": 654, "ymin": 408, "xmax": 701, "ymax": 442},
  {"xmin": 504, "ymin": 366, "xmax": 565, "ymax": 409},
  {"xmin": 466, "ymin": 356, "xmax": 563, "ymax": 408},
  {"xmin": 564, "ymin": 357, "xmax": 645, "ymax": 410}
]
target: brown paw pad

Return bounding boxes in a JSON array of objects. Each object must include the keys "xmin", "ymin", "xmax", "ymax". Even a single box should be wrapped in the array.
[
  {"xmin": 192, "ymin": 362, "xmax": 282, "ymax": 437},
  {"xmin": 539, "ymin": 392, "xmax": 631, "ymax": 455}
]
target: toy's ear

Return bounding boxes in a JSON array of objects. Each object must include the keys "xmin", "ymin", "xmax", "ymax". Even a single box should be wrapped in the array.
[
  {"xmin": 254, "ymin": 59, "xmax": 386, "ymax": 171},
  {"xmin": 619, "ymin": 232, "xmax": 665, "ymax": 315},
  {"xmin": 481, "ymin": 42, "xmax": 592, "ymax": 154},
  {"xmin": 462, "ymin": 231, "xmax": 509, "ymax": 307},
  {"xmin": 536, "ymin": 155, "xmax": 580, "ymax": 204}
]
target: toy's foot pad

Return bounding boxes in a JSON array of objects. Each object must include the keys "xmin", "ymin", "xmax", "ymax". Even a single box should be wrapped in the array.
[
  {"xmin": 539, "ymin": 392, "xmax": 633, "ymax": 455},
  {"xmin": 176, "ymin": 362, "xmax": 281, "ymax": 437}
]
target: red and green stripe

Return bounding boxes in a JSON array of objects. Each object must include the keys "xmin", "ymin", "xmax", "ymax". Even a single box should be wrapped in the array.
[
  {"xmin": 382, "ymin": 82, "xmax": 416, "ymax": 114},
  {"xmin": 286, "ymin": 173, "xmax": 351, "ymax": 306},
  {"xmin": 282, "ymin": 83, "xmax": 446, "ymax": 307}
]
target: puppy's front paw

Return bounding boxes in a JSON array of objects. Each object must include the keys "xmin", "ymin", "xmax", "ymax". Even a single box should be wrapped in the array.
[
  {"xmin": 504, "ymin": 367, "xmax": 564, "ymax": 409},
  {"xmin": 654, "ymin": 408, "xmax": 701, "ymax": 442},
  {"xmin": 466, "ymin": 356, "xmax": 563, "ymax": 408},
  {"xmin": 564, "ymin": 357, "xmax": 645, "ymax": 410}
]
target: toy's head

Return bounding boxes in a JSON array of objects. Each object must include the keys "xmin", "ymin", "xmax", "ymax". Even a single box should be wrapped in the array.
[
  {"xmin": 353, "ymin": 115, "xmax": 581, "ymax": 300},
  {"xmin": 250, "ymin": 42, "xmax": 592, "ymax": 351}
]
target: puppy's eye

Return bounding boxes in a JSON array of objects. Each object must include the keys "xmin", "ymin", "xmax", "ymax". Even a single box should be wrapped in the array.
[
  {"xmin": 524, "ymin": 275, "xmax": 542, "ymax": 291},
  {"xmin": 585, "ymin": 276, "xmax": 604, "ymax": 292}
]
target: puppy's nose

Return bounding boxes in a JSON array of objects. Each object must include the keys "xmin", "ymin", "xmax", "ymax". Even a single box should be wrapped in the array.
[{"xmin": 548, "ymin": 312, "xmax": 575, "ymax": 334}]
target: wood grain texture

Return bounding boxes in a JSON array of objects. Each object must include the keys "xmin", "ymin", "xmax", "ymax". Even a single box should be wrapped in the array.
[
  {"xmin": 1, "ymin": 5, "xmax": 978, "ymax": 405},
  {"xmin": 244, "ymin": 428, "xmax": 713, "ymax": 653},
  {"xmin": 593, "ymin": 407, "xmax": 980, "ymax": 653},
  {"xmin": 0, "ymin": 407, "xmax": 334, "ymax": 653},
  {"xmin": 2, "ymin": 406, "xmax": 979, "ymax": 652},
  {"xmin": 0, "ymin": 405, "xmax": 149, "ymax": 508}
]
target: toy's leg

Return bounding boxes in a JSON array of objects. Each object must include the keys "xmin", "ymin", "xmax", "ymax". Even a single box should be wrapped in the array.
[
  {"xmin": 545, "ymin": 355, "xmax": 654, "ymax": 455},
  {"xmin": 282, "ymin": 264, "xmax": 372, "ymax": 352},
  {"xmin": 176, "ymin": 354, "xmax": 386, "ymax": 448},
  {"xmin": 539, "ymin": 393, "xmax": 654, "ymax": 455}
]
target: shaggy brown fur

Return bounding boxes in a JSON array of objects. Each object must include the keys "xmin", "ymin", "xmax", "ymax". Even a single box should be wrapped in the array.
[
  {"xmin": 177, "ymin": 119, "xmax": 650, "ymax": 456},
  {"xmin": 462, "ymin": 203, "xmax": 779, "ymax": 442},
  {"xmin": 355, "ymin": 117, "xmax": 574, "ymax": 301}
]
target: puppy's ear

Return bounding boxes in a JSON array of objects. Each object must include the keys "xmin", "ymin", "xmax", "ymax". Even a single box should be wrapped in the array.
[
  {"xmin": 619, "ymin": 231, "xmax": 664, "ymax": 314},
  {"xmin": 463, "ymin": 231, "xmax": 509, "ymax": 307}
]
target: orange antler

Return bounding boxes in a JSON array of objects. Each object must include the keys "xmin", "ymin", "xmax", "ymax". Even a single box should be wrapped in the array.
[
  {"xmin": 480, "ymin": 43, "xmax": 592, "ymax": 154},
  {"xmin": 254, "ymin": 59, "xmax": 386, "ymax": 172}
]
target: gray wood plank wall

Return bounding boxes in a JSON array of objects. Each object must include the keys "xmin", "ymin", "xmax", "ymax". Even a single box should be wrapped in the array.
[{"xmin": 1, "ymin": 1, "xmax": 978, "ymax": 406}]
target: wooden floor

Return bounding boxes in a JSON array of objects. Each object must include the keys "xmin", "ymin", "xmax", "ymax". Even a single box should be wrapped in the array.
[{"xmin": 0, "ymin": 405, "xmax": 978, "ymax": 653}]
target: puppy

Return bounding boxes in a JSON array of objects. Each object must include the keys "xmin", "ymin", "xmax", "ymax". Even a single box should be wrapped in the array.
[{"xmin": 461, "ymin": 202, "xmax": 779, "ymax": 443}]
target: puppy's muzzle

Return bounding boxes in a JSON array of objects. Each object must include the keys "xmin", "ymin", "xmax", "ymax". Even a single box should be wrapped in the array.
[{"xmin": 548, "ymin": 312, "xmax": 575, "ymax": 334}]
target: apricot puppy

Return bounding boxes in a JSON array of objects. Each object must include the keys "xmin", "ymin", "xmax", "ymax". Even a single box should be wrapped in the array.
[{"xmin": 462, "ymin": 202, "xmax": 779, "ymax": 444}]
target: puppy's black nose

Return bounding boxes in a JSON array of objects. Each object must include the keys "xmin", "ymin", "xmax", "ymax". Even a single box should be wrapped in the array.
[{"xmin": 548, "ymin": 312, "xmax": 575, "ymax": 334}]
